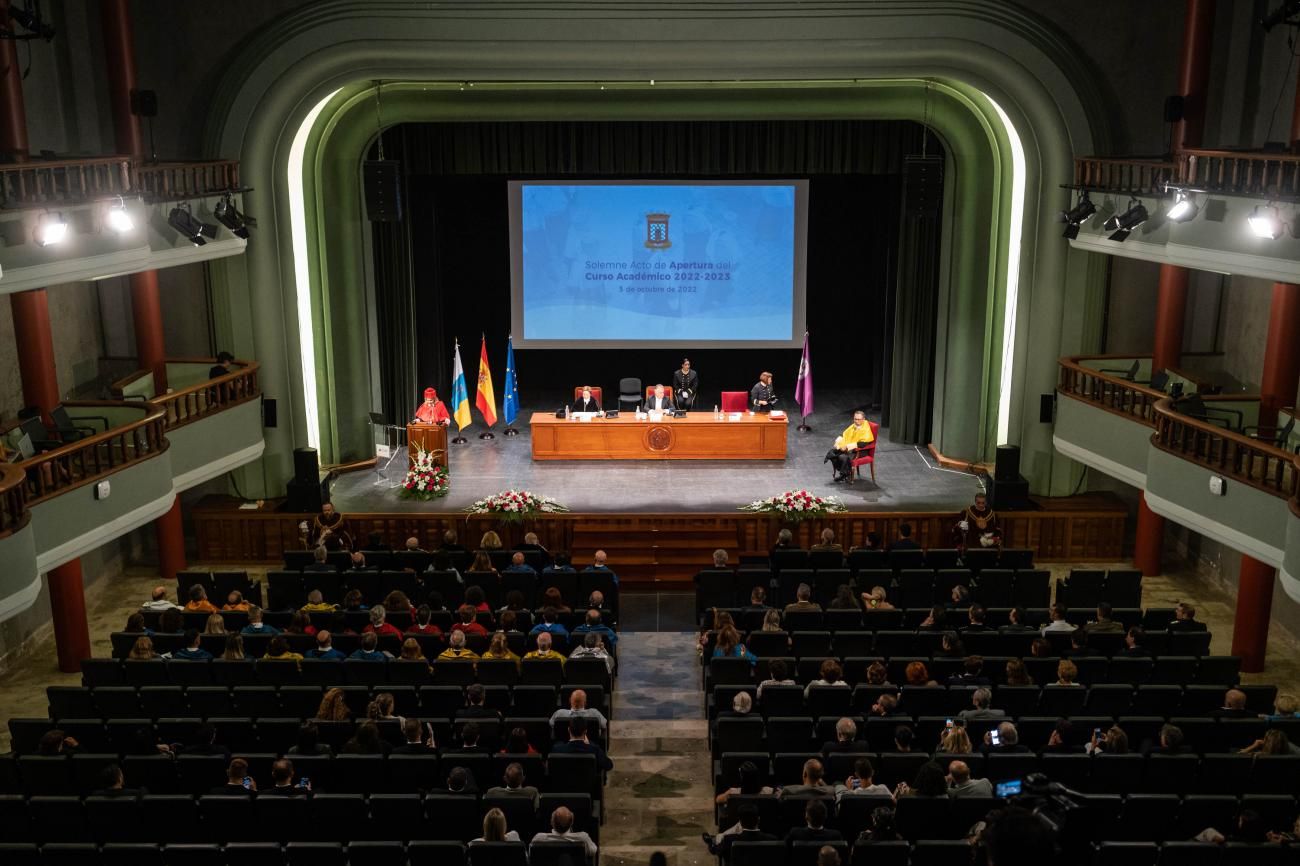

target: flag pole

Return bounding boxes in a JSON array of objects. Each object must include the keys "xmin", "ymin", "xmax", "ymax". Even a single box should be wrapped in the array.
[
  {"xmin": 477, "ymin": 331, "xmax": 496, "ymax": 440},
  {"xmin": 503, "ymin": 333, "xmax": 519, "ymax": 437},
  {"xmin": 796, "ymin": 330, "xmax": 812, "ymax": 432},
  {"xmin": 451, "ymin": 337, "xmax": 468, "ymax": 444}
]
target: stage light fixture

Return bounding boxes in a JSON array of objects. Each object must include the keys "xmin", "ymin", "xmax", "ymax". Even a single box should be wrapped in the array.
[
  {"xmin": 105, "ymin": 197, "xmax": 134, "ymax": 233},
  {"xmin": 1106, "ymin": 200, "xmax": 1148, "ymax": 242},
  {"xmin": 1061, "ymin": 192, "xmax": 1096, "ymax": 239},
  {"xmin": 1248, "ymin": 205, "xmax": 1284, "ymax": 239},
  {"xmin": 1166, "ymin": 192, "xmax": 1198, "ymax": 223},
  {"xmin": 168, "ymin": 202, "xmax": 217, "ymax": 246},
  {"xmin": 214, "ymin": 192, "xmax": 251, "ymax": 239},
  {"xmin": 35, "ymin": 212, "xmax": 68, "ymax": 246}
]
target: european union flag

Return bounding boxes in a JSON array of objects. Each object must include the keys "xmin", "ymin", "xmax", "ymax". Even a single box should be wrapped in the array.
[{"xmin": 502, "ymin": 335, "xmax": 519, "ymax": 427}]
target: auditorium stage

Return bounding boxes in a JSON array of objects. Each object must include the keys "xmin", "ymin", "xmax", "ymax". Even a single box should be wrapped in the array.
[{"xmin": 330, "ymin": 401, "xmax": 982, "ymax": 515}]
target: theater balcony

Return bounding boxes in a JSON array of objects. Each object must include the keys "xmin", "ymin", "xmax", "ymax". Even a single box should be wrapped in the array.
[
  {"xmin": 0, "ymin": 465, "xmax": 38, "ymax": 620},
  {"xmin": 1064, "ymin": 150, "xmax": 1300, "ymax": 284},
  {"xmin": 1056, "ymin": 354, "xmax": 1300, "ymax": 600},
  {"xmin": 0, "ymin": 157, "xmax": 247, "ymax": 294}
]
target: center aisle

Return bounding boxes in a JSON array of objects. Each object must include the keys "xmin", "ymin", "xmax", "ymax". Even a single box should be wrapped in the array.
[{"xmin": 600, "ymin": 631, "xmax": 713, "ymax": 866}]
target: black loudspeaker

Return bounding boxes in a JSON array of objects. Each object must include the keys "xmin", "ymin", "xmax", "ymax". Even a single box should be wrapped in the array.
[
  {"xmin": 363, "ymin": 160, "xmax": 402, "ymax": 221},
  {"xmin": 1039, "ymin": 393, "xmax": 1055, "ymax": 424},
  {"xmin": 286, "ymin": 478, "xmax": 324, "ymax": 513},
  {"xmin": 293, "ymin": 447, "xmax": 320, "ymax": 484},
  {"xmin": 990, "ymin": 476, "xmax": 1033, "ymax": 510},
  {"xmin": 1163, "ymin": 94, "xmax": 1185, "ymax": 123},
  {"xmin": 130, "ymin": 89, "xmax": 158, "ymax": 117},
  {"xmin": 994, "ymin": 445, "xmax": 1021, "ymax": 483},
  {"xmin": 262, "ymin": 397, "xmax": 277, "ymax": 429},
  {"xmin": 903, "ymin": 154, "xmax": 944, "ymax": 217}
]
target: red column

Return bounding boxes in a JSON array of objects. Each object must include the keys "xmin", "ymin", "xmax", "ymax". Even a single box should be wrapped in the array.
[
  {"xmin": 1133, "ymin": 498, "xmax": 1165, "ymax": 577},
  {"xmin": 156, "ymin": 498, "xmax": 187, "ymax": 584},
  {"xmin": 130, "ymin": 270, "xmax": 167, "ymax": 389},
  {"xmin": 1151, "ymin": 265, "xmax": 1189, "ymax": 373},
  {"xmin": 1256, "ymin": 282, "xmax": 1300, "ymax": 429},
  {"xmin": 1232, "ymin": 557, "xmax": 1275, "ymax": 673},
  {"xmin": 48, "ymin": 562, "xmax": 92, "ymax": 673},
  {"xmin": 0, "ymin": 0, "xmax": 28, "ymax": 162}
]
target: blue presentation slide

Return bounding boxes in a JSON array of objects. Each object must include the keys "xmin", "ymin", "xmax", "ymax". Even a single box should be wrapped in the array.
[{"xmin": 517, "ymin": 182, "xmax": 799, "ymax": 342}]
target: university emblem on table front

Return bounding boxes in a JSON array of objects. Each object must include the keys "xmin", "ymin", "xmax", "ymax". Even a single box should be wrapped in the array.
[{"xmin": 645, "ymin": 212, "xmax": 672, "ymax": 249}]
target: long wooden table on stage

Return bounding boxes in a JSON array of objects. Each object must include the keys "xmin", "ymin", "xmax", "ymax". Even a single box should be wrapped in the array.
[{"xmin": 529, "ymin": 411, "xmax": 788, "ymax": 460}]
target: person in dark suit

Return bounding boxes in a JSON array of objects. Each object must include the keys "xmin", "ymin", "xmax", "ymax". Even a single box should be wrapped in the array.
[
  {"xmin": 888, "ymin": 524, "xmax": 920, "ymax": 551},
  {"xmin": 710, "ymin": 806, "xmax": 778, "ymax": 862},
  {"xmin": 457, "ymin": 684, "xmax": 502, "ymax": 722},
  {"xmin": 259, "ymin": 759, "xmax": 310, "ymax": 795},
  {"xmin": 572, "ymin": 386, "xmax": 603, "ymax": 414},
  {"xmin": 91, "ymin": 764, "xmax": 145, "ymax": 798},
  {"xmin": 439, "ymin": 530, "xmax": 467, "ymax": 555},
  {"xmin": 785, "ymin": 799, "xmax": 844, "ymax": 843},
  {"xmin": 749, "ymin": 372, "xmax": 778, "ymax": 412},
  {"xmin": 672, "ymin": 359, "xmax": 699, "ymax": 409},
  {"xmin": 645, "ymin": 384, "xmax": 676, "ymax": 412},
  {"xmin": 1168, "ymin": 602, "xmax": 1207, "ymax": 631},
  {"xmin": 821, "ymin": 717, "xmax": 869, "ymax": 754},
  {"xmin": 209, "ymin": 758, "xmax": 255, "ymax": 794},
  {"xmin": 550, "ymin": 717, "xmax": 613, "ymax": 770},
  {"xmin": 392, "ymin": 718, "xmax": 437, "ymax": 754},
  {"xmin": 1210, "ymin": 689, "xmax": 1255, "ymax": 719},
  {"xmin": 209, "ymin": 351, "xmax": 235, "ymax": 379}
]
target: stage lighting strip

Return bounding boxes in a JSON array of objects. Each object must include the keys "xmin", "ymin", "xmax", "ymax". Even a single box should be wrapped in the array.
[{"xmin": 986, "ymin": 95, "xmax": 1026, "ymax": 449}]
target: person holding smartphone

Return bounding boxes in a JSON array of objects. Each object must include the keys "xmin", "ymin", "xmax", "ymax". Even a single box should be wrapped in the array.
[
  {"xmin": 834, "ymin": 758, "xmax": 890, "ymax": 800},
  {"xmin": 982, "ymin": 722, "xmax": 1031, "ymax": 755},
  {"xmin": 260, "ymin": 759, "xmax": 311, "ymax": 795},
  {"xmin": 209, "ymin": 758, "xmax": 256, "ymax": 794}
]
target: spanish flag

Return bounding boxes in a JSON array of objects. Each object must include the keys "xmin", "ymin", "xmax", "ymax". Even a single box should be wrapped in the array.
[
  {"xmin": 475, "ymin": 335, "xmax": 498, "ymax": 427},
  {"xmin": 451, "ymin": 339, "xmax": 472, "ymax": 432}
]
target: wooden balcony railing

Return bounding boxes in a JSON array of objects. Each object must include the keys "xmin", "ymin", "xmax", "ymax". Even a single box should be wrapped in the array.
[
  {"xmin": 1179, "ymin": 148, "xmax": 1300, "ymax": 199},
  {"xmin": 1153, "ymin": 397, "xmax": 1297, "ymax": 497},
  {"xmin": 0, "ymin": 463, "xmax": 30, "ymax": 540},
  {"xmin": 1057, "ymin": 355, "xmax": 1166, "ymax": 426},
  {"xmin": 154, "ymin": 359, "xmax": 261, "ymax": 430},
  {"xmin": 134, "ymin": 160, "xmax": 241, "ymax": 203},
  {"xmin": 0, "ymin": 157, "xmax": 241, "ymax": 208},
  {"xmin": 18, "ymin": 402, "xmax": 167, "ymax": 506},
  {"xmin": 1073, "ymin": 157, "xmax": 1176, "ymax": 195}
]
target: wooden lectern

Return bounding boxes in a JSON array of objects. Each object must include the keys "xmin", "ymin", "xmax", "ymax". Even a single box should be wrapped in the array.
[{"xmin": 407, "ymin": 423, "xmax": 449, "ymax": 473}]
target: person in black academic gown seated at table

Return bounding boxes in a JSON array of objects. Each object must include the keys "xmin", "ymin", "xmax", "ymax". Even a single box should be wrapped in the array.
[
  {"xmin": 571, "ymin": 386, "xmax": 603, "ymax": 414},
  {"xmin": 645, "ymin": 384, "xmax": 676, "ymax": 412},
  {"xmin": 209, "ymin": 351, "xmax": 235, "ymax": 379},
  {"xmin": 750, "ymin": 372, "xmax": 778, "ymax": 412},
  {"xmin": 672, "ymin": 358, "xmax": 699, "ymax": 409}
]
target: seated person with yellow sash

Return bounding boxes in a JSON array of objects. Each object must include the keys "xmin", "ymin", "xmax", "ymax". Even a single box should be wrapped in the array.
[{"xmin": 824, "ymin": 410, "xmax": 874, "ymax": 482}]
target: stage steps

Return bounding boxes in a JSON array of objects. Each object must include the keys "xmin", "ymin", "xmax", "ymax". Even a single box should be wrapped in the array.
[{"xmin": 570, "ymin": 520, "xmax": 732, "ymax": 588}]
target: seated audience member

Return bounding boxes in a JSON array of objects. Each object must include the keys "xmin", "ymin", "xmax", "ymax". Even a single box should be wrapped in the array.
[
  {"xmin": 918, "ymin": 605, "xmax": 947, "ymax": 630},
  {"xmin": 531, "ymin": 806, "xmax": 599, "ymax": 860},
  {"xmin": 452, "ymin": 723, "xmax": 487, "ymax": 754},
  {"xmin": 315, "ymin": 688, "xmax": 352, "ymax": 722},
  {"xmin": 222, "ymin": 591, "xmax": 251, "ymax": 612},
  {"xmin": 758, "ymin": 659, "xmax": 796, "ymax": 700},
  {"xmin": 869, "ymin": 693, "xmax": 904, "ymax": 718},
  {"xmin": 404, "ymin": 536, "xmax": 426, "ymax": 553},
  {"xmin": 781, "ymin": 758, "xmax": 833, "ymax": 798},
  {"xmin": 571, "ymin": 608, "xmax": 618, "ymax": 647},
  {"xmin": 744, "ymin": 586, "xmax": 770, "ymax": 610},
  {"xmin": 1051, "ymin": 659, "xmax": 1081, "ymax": 687},
  {"xmin": 1267, "ymin": 694, "xmax": 1300, "ymax": 719},
  {"xmin": 341, "ymin": 590, "xmax": 368, "ymax": 612},
  {"xmin": 708, "ymin": 806, "xmax": 778, "ymax": 862},
  {"xmin": 523, "ymin": 631, "xmax": 565, "ymax": 665},
  {"xmin": 544, "ymin": 552, "xmax": 576, "ymax": 575},
  {"xmin": 570, "ymin": 632, "xmax": 615, "ymax": 673},
  {"xmin": 1122, "ymin": 626, "xmax": 1151, "ymax": 656},
  {"xmin": 540, "ymin": 587, "xmax": 572, "ymax": 614},
  {"xmin": 717, "ymin": 691, "xmax": 754, "ymax": 720},
  {"xmin": 286, "ymin": 611, "xmax": 316, "ymax": 636},
  {"xmin": 1168, "ymin": 601, "xmax": 1206, "ymax": 631},
  {"xmin": 551, "ymin": 717, "xmax": 613, "ymax": 770},
  {"xmin": 503, "ymin": 552, "xmax": 537, "ymax": 576},
  {"xmin": 392, "ymin": 718, "xmax": 436, "ymax": 754},
  {"xmin": 517, "ymin": 531, "xmax": 549, "ymax": 560},
  {"xmin": 854, "ymin": 806, "xmax": 901, "ymax": 847},
  {"xmin": 961, "ymin": 604, "xmax": 993, "ymax": 633},
  {"xmin": 948, "ymin": 655, "xmax": 990, "ymax": 685},
  {"xmin": 169, "ymin": 629, "xmax": 213, "ymax": 660},
  {"xmin": 349, "ymin": 632, "xmax": 390, "ymax": 661},
  {"xmin": 822, "ymin": 717, "xmax": 868, "ymax": 753},
  {"xmin": 760, "ymin": 609, "xmax": 784, "ymax": 633},
  {"xmin": 349, "ymin": 551, "xmax": 377, "ymax": 572},
  {"xmin": 710, "ymin": 548, "xmax": 732, "ymax": 570},
  {"xmin": 306, "ymin": 630, "xmax": 345, "ymax": 659},
  {"xmin": 860, "ymin": 585, "xmax": 895, "ymax": 610},
  {"xmin": 472, "ymin": 807, "xmax": 521, "ymax": 844},
  {"xmin": 893, "ymin": 726, "xmax": 916, "ymax": 752},
  {"xmin": 529, "ymin": 606, "xmax": 569, "ymax": 640},
  {"xmin": 1043, "ymin": 720, "xmax": 1079, "ymax": 754},
  {"xmin": 583, "ymin": 549, "xmax": 617, "ymax": 582},
  {"xmin": 406, "ymin": 605, "xmax": 442, "ymax": 636},
  {"xmin": 1085, "ymin": 601, "xmax": 1124, "ymax": 634},
  {"xmin": 141, "ymin": 586, "xmax": 180, "ymax": 611},
  {"xmin": 221, "ymin": 634, "xmax": 245, "ymax": 660},
  {"xmin": 185, "ymin": 584, "xmax": 219, "ymax": 613},
  {"xmin": 946, "ymin": 585, "xmax": 972, "ymax": 611},
  {"xmin": 297, "ymin": 587, "xmax": 332, "ymax": 613},
  {"xmin": 1004, "ymin": 658, "xmax": 1034, "ymax": 686},
  {"xmin": 177, "ymin": 723, "xmax": 227, "ymax": 758},
  {"xmin": 482, "ymin": 631, "xmax": 521, "ymax": 666},
  {"xmin": 364, "ymin": 606, "xmax": 403, "ymax": 639},
  {"xmin": 304, "ymin": 547, "xmax": 335, "ymax": 572},
  {"xmin": 835, "ymin": 757, "xmax": 890, "ymax": 798},
  {"xmin": 772, "ymin": 528, "xmax": 799, "ymax": 553},
  {"xmin": 289, "ymin": 721, "xmax": 333, "ymax": 756},
  {"xmin": 210, "ymin": 758, "xmax": 256, "ymax": 794},
  {"xmin": 1042, "ymin": 603, "xmax": 1075, "ymax": 634},
  {"xmin": 1000, "ymin": 607, "xmax": 1038, "ymax": 633},
  {"xmin": 905, "ymin": 660, "xmax": 938, "ymax": 687},
  {"xmin": 458, "ymin": 683, "xmax": 501, "ymax": 721},
  {"xmin": 241, "ymin": 606, "xmax": 281, "ymax": 636},
  {"xmin": 367, "ymin": 692, "xmax": 404, "ymax": 726},
  {"xmin": 438, "ymin": 629, "xmax": 480, "ymax": 661},
  {"xmin": 468, "ymin": 552, "xmax": 498, "ymax": 579},
  {"xmin": 937, "ymin": 726, "xmax": 973, "ymax": 754},
  {"xmin": 811, "ymin": 528, "xmax": 842, "ymax": 552},
  {"xmin": 983, "ymin": 721, "xmax": 1031, "ymax": 754},
  {"xmin": 946, "ymin": 760, "xmax": 992, "ymax": 798},
  {"xmin": 1030, "ymin": 637, "xmax": 1053, "ymax": 657},
  {"xmin": 452, "ymin": 604, "xmax": 489, "ymax": 638},
  {"xmin": 125, "ymin": 612, "xmax": 148, "ymax": 633},
  {"xmin": 501, "ymin": 727, "xmax": 539, "ymax": 755},
  {"xmin": 1060, "ymin": 631, "xmax": 1091, "ymax": 658},
  {"xmin": 864, "ymin": 661, "xmax": 894, "ymax": 687},
  {"xmin": 1212, "ymin": 688, "xmax": 1254, "ymax": 719},
  {"xmin": 38, "ymin": 729, "xmax": 80, "ymax": 755},
  {"xmin": 1241, "ymin": 729, "xmax": 1300, "ymax": 755},
  {"xmin": 1146, "ymin": 724, "xmax": 1188, "ymax": 756},
  {"xmin": 260, "ymin": 758, "xmax": 309, "ymax": 795},
  {"xmin": 785, "ymin": 799, "xmax": 844, "ymax": 843},
  {"xmin": 92, "ymin": 764, "xmax": 143, "ymax": 798},
  {"xmin": 440, "ymin": 530, "xmax": 467, "ymax": 554},
  {"xmin": 203, "ymin": 613, "xmax": 227, "ymax": 635},
  {"xmin": 894, "ymin": 761, "xmax": 948, "ymax": 799},
  {"xmin": 128, "ymin": 636, "xmax": 158, "ymax": 660},
  {"xmin": 341, "ymin": 720, "xmax": 390, "ymax": 755},
  {"xmin": 486, "ymin": 762, "xmax": 540, "ymax": 806},
  {"xmin": 784, "ymin": 583, "xmax": 822, "ymax": 613},
  {"xmin": 958, "ymin": 687, "xmax": 1005, "ymax": 720},
  {"xmin": 715, "ymin": 760, "xmax": 776, "ymax": 806},
  {"xmin": 806, "ymin": 659, "xmax": 850, "ymax": 697},
  {"xmin": 828, "ymin": 585, "xmax": 859, "ymax": 610},
  {"xmin": 263, "ymin": 635, "xmax": 304, "ymax": 662},
  {"xmin": 463, "ymin": 586, "xmax": 492, "ymax": 619},
  {"xmin": 1194, "ymin": 810, "xmax": 1271, "ymax": 846},
  {"xmin": 936, "ymin": 632, "xmax": 965, "ymax": 658},
  {"xmin": 713, "ymin": 624, "xmax": 758, "ymax": 665},
  {"xmin": 1085, "ymin": 725, "xmax": 1130, "ymax": 755},
  {"xmin": 889, "ymin": 523, "xmax": 920, "ymax": 550}
]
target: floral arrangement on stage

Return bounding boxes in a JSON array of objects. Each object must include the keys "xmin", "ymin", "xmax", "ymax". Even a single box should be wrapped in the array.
[
  {"xmin": 739, "ymin": 489, "xmax": 846, "ymax": 522},
  {"xmin": 465, "ymin": 489, "xmax": 570, "ymax": 522},
  {"xmin": 397, "ymin": 450, "xmax": 450, "ymax": 501}
]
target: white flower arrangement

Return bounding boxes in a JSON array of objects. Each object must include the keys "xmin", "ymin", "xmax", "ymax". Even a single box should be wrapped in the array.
[
  {"xmin": 465, "ymin": 489, "xmax": 570, "ymax": 522},
  {"xmin": 397, "ymin": 450, "xmax": 450, "ymax": 501},
  {"xmin": 739, "ymin": 489, "xmax": 846, "ymax": 522}
]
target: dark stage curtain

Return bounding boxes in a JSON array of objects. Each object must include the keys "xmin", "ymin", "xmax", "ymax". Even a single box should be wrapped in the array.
[
  {"xmin": 885, "ymin": 157, "xmax": 944, "ymax": 444},
  {"xmin": 370, "ymin": 163, "xmax": 426, "ymax": 426}
]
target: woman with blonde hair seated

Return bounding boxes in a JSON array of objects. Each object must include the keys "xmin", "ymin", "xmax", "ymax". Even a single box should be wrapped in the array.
[
  {"xmin": 399, "ymin": 637, "xmax": 431, "ymax": 670},
  {"xmin": 472, "ymin": 807, "xmax": 519, "ymax": 843},
  {"xmin": 760, "ymin": 609, "xmax": 784, "ymax": 632},
  {"xmin": 482, "ymin": 631, "xmax": 522, "ymax": 667},
  {"xmin": 1051, "ymin": 659, "xmax": 1082, "ymax": 687},
  {"xmin": 221, "ymin": 633, "xmax": 245, "ymax": 660},
  {"xmin": 203, "ymin": 613, "xmax": 227, "ymax": 635},
  {"xmin": 860, "ymin": 586, "xmax": 895, "ymax": 610},
  {"xmin": 937, "ymin": 725, "xmax": 973, "ymax": 754},
  {"xmin": 128, "ymin": 636, "xmax": 157, "ymax": 660},
  {"xmin": 478, "ymin": 530, "xmax": 504, "ymax": 551}
]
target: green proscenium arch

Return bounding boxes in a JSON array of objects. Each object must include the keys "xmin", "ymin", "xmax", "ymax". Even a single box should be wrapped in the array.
[{"xmin": 204, "ymin": 1, "xmax": 1109, "ymax": 498}]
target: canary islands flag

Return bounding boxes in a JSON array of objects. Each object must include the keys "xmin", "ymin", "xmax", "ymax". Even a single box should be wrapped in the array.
[
  {"xmin": 476, "ymin": 334, "xmax": 498, "ymax": 427},
  {"xmin": 502, "ymin": 335, "xmax": 519, "ymax": 427},
  {"xmin": 451, "ymin": 339, "xmax": 472, "ymax": 432}
]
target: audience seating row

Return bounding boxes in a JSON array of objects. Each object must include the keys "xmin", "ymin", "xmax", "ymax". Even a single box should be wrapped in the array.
[
  {"xmin": 282, "ymin": 548, "xmax": 549, "ymax": 574},
  {"xmin": 727, "ymin": 839, "xmax": 1291, "ymax": 866},
  {"xmin": 758, "ymin": 547, "xmax": 1035, "ymax": 573},
  {"xmin": 701, "ymin": 605, "xmax": 1195, "ymax": 634},
  {"xmin": 136, "ymin": 606, "xmax": 602, "ymax": 637},
  {"xmin": 0, "ymin": 792, "xmax": 597, "ymax": 845}
]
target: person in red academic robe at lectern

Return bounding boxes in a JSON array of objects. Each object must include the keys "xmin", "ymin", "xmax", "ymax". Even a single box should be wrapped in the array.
[{"xmin": 413, "ymin": 387, "xmax": 450, "ymax": 425}]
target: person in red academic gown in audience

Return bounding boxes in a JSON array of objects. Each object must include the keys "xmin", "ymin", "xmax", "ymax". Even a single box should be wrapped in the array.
[{"xmin": 413, "ymin": 388, "xmax": 450, "ymax": 424}]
